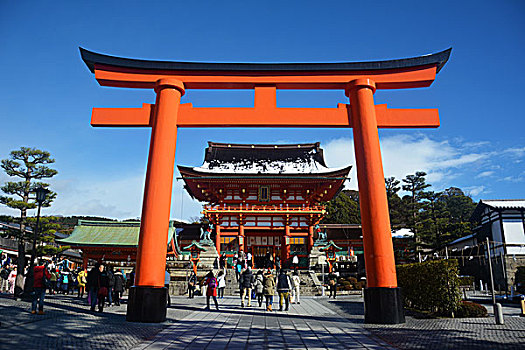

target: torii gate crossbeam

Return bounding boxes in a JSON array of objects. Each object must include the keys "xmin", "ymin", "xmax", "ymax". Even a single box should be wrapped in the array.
[{"xmin": 80, "ymin": 47, "xmax": 451, "ymax": 324}]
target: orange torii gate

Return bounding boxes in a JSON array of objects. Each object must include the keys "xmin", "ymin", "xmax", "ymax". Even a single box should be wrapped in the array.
[{"xmin": 80, "ymin": 47, "xmax": 451, "ymax": 323}]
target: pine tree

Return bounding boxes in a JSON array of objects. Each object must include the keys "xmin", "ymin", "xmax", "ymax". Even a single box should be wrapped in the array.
[
  {"xmin": 0, "ymin": 147, "xmax": 57, "ymax": 297},
  {"xmin": 402, "ymin": 171, "xmax": 431, "ymax": 250},
  {"xmin": 322, "ymin": 190, "xmax": 361, "ymax": 224},
  {"xmin": 385, "ymin": 177, "xmax": 404, "ymax": 229}
]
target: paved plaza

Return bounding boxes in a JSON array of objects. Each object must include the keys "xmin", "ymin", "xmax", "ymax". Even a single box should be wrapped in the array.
[{"xmin": 1, "ymin": 293, "xmax": 524, "ymax": 349}]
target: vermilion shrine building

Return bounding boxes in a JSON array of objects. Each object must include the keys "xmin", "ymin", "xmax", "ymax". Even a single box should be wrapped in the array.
[{"xmin": 179, "ymin": 142, "xmax": 351, "ymax": 267}]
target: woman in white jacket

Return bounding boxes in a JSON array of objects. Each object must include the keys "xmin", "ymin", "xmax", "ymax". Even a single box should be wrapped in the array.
[
  {"xmin": 291, "ymin": 271, "xmax": 301, "ymax": 304},
  {"xmin": 217, "ymin": 270, "xmax": 226, "ymax": 298}
]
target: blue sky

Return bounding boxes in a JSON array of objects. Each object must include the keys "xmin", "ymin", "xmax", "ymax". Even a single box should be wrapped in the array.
[{"xmin": 0, "ymin": 1, "xmax": 524, "ymax": 220}]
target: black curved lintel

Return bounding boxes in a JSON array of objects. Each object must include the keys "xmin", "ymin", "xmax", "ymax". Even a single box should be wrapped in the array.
[{"xmin": 80, "ymin": 47, "xmax": 451, "ymax": 74}]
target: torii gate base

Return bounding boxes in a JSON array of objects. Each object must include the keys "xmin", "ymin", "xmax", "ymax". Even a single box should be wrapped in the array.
[
  {"xmin": 127, "ymin": 287, "xmax": 167, "ymax": 322},
  {"xmin": 81, "ymin": 47, "xmax": 450, "ymax": 324}
]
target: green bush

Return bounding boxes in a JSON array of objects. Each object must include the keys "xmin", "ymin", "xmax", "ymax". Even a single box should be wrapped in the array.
[
  {"xmin": 397, "ymin": 259, "xmax": 462, "ymax": 316},
  {"xmin": 455, "ymin": 301, "xmax": 488, "ymax": 318}
]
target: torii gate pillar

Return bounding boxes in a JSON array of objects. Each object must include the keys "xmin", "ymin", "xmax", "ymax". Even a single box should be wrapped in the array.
[
  {"xmin": 127, "ymin": 78, "xmax": 185, "ymax": 323},
  {"xmin": 347, "ymin": 79, "xmax": 404, "ymax": 323}
]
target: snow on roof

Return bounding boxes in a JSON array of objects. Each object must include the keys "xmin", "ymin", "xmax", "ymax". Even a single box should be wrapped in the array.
[
  {"xmin": 392, "ymin": 228, "xmax": 414, "ymax": 238},
  {"xmin": 193, "ymin": 158, "xmax": 349, "ymax": 174},
  {"xmin": 481, "ymin": 199, "xmax": 525, "ymax": 209}
]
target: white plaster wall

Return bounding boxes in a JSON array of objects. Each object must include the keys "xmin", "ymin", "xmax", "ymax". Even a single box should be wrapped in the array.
[{"xmin": 503, "ymin": 219, "xmax": 525, "ymax": 255}]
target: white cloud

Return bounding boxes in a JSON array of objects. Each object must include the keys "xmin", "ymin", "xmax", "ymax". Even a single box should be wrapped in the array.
[
  {"xmin": 323, "ymin": 134, "xmax": 489, "ymax": 192},
  {"xmin": 476, "ymin": 171, "xmax": 495, "ymax": 178},
  {"xmin": 463, "ymin": 186, "xmax": 487, "ymax": 197},
  {"xmin": 502, "ymin": 147, "xmax": 525, "ymax": 158}
]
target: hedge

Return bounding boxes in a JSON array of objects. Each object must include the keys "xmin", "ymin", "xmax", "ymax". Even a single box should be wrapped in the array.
[
  {"xmin": 397, "ymin": 259, "xmax": 462, "ymax": 316},
  {"xmin": 455, "ymin": 301, "xmax": 488, "ymax": 318}
]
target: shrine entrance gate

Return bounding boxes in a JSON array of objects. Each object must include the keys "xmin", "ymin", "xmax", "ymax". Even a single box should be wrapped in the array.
[{"xmin": 80, "ymin": 47, "xmax": 451, "ymax": 324}]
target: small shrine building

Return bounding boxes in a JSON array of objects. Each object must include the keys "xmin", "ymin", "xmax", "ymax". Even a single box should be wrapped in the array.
[{"xmin": 179, "ymin": 142, "xmax": 351, "ymax": 268}]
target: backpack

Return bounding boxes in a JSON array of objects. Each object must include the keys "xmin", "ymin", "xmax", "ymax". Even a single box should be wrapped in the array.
[
  {"xmin": 0, "ymin": 268, "xmax": 10, "ymax": 280},
  {"xmin": 42, "ymin": 271, "xmax": 52, "ymax": 288},
  {"xmin": 208, "ymin": 277, "xmax": 217, "ymax": 289}
]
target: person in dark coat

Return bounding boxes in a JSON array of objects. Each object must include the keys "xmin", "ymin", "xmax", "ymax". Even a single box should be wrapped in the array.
[
  {"xmin": 87, "ymin": 263, "xmax": 100, "ymax": 312},
  {"xmin": 276, "ymin": 269, "xmax": 292, "ymax": 311},
  {"xmin": 107, "ymin": 266, "xmax": 115, "ymax": 306},
  {"xmin": 327, "ymin": 272, "xmax": 337, "ymax": 299},
  {"xmin": 97, "ymin": 264, "xmax": 109, "ymax": 312},
  {"xmin": 113, "ymin": 269, "xmax": 125, "ymax": 306},
  {"xmin": 240, "ymin": 267, "xmax": 254, "ymax": 307}
]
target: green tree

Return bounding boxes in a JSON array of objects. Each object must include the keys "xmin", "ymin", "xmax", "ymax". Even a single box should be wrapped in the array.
[
  {"xmin": 385, "ymin": 177, "xmax": 404, "ymax": 229},
  {"xmin": 402, "ymin": 171, "xmax": 431, "ymax": 250},
  {"xmin": 322, "ymin": 190, "xmax": 361, "ymax": 224},
  {"xmin": 26, "ymin": 216, "xmax": 68, "ymax": 257},
  {"xmin": 0, "ymin": 147, "xmax": 57, "ymax": 297},
  {"xmin": 440, "ymin": 187, "xmax": 477, "ymax": 244}
]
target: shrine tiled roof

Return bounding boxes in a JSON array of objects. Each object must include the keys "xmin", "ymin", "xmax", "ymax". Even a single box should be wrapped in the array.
[
  {"xmin": 470, "ymin": 199, "xmax": 525, "ymax": 222},
  {"xmin": 57, "ymin": 220, "xmax": 176, "ymax": 247},
  {"xmin": 179, "ymin": 142, "xmax": 351, "ymax": 175}
]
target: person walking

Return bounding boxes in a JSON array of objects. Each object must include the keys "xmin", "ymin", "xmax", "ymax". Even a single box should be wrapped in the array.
[
  {"xmin": 1, "ymin": 264, "xmax": 11, "ymax": 293},
  {"xmin": 165, "ymin": 267, "xmax": 171, "ymax": 307},
  {"xmin": 49, "ymin": 269, "xmax": 57, "ymax": 295},
  {"xmin": 77, "ymin": 268, "xmax": 87, "ymax": 298},
  {"xmin": 264, "ymin": 250, "xmax": 271, "ymax": 269},
  {"xmin": 219, "ymin": 253, "xmax": 226, "ymax": 272},
  {"xmin": 263, "ymin": 269, "xmax": 275, "ymax": 311},
  {"xmin": 275, "ymin": 256, "xmax": 281, "ymax": 275},
  {"xmin": 203, "ymin": 271, "xmax": 219, "ymax": 311},
  {"xmin": 235, "ymin": 260, "xmax": 242, "ymax": 282},
  {"xmin": 31, "ymin": 261, "xmax": 51, "ymax": 315},
  {"xmin": 113, "ymin": 269, "xmax": 125, "ymax": 306},
  {"xmin": 188, "ymin": 271, "xmax": 197, "ymax": 298},
  {"xmin": 246, "ymin": 251, "xmax": 253, "ymax": 268},
  {"xmin": 328, "ymin": 272, "xmax": 337, "ymax": 299},
  {"xmin": 291, "ymin": 270, "xmax": 301, "ymax": 304},
  {"xmin": 217, "ymin": 270, "xmax": 226, "ymax": 299},
  {"xmin": 106, "ymin": 266, "xmax": 115, "ymax": 306},
  {"xmin": 254, "ymin": 270, "xmax": 264, "ymax": 307},
  {"xmin": 97, "ymin": 264, "xmax": 109, "ymax": 312},
  {"xmin": 61, "ymin": 269, "xmax": 70, "ymax": 294},
  {"xmin": 276, "ymin": 269, "xmax": 292, "ymax": 311},
  {"xmin": 292, "ymin": 255, "xmax": 299, "ymax": 272},
  {"xmin": 87, "ymin": 263, "xmax": 100, "ymax": 312},
  {"xmin": 240, "ymin": 266, "xmax": 254, "ymax": 307},
  {"xmin": 7, "ymin": 267, "xmax": 17, "ymax": 295}
]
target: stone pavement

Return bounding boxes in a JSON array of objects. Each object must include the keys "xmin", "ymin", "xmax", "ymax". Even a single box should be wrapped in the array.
[
  {"xmin": 2, "ymin": 292, "xmax": 525, "ymax": 349},
  {"xmin": 0, "ymin": 293, "xmax": 193, "ymax": 350},
  {"xmin": 320, "ymin": 295, "xmax": 525, "ymax": 350},
  {"xmin": 132, "ymin": 296, "xmax": 390, "ymax": 350}
]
